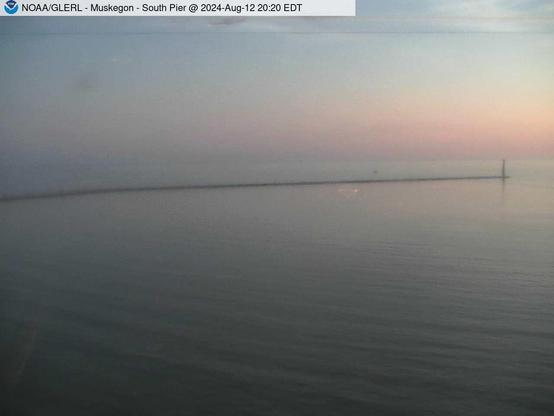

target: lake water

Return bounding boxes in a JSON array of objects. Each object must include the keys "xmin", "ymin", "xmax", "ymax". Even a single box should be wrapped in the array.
[{"xmin": 1, "ymin": 160, "xmax": 553, "ymax": 415}]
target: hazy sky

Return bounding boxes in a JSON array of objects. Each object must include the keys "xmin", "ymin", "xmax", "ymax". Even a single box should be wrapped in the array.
[{"xmin": 1, "ymin": 0, "xmax": 553, "ymax": 191}]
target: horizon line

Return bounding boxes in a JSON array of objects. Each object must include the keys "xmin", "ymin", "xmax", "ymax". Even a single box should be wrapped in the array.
[{"xmin": 0, "ymin": 175, "xmax": 508, "ymax": 203}]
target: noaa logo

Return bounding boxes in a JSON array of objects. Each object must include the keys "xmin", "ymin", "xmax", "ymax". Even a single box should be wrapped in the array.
[{"xmin": 4, "ymin": 0, "xmax": 19, "ymax": 14}]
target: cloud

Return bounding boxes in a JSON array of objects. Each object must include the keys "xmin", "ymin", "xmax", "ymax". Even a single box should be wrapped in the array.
[
  {"xmin": 209, "ymin": 17, "xmax": 249, "ymax": 26},
  {"xmin": 72, "ymin": 72, "xmax": 100, "ymax": 94}
]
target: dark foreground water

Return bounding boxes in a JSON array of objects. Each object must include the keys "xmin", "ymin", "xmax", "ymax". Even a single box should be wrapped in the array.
[{"xmin": 1, "ymin": 161, "xmax": 553, "ymax": 415}]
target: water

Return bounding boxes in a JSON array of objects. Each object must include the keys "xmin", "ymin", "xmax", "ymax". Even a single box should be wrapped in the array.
[{"xmin": 1, "ymin": 160, "xmax": 553, "ymax": 415}]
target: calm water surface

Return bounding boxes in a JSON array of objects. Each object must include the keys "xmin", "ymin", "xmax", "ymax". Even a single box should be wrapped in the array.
[{"xmin": 1, "ymin": 161, "xmax": 553, "ymax": 415}]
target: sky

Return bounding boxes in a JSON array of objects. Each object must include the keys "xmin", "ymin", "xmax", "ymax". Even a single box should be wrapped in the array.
[{"xmin": 0, "ymin": 0, "xmax": 553, "ymax": 192}]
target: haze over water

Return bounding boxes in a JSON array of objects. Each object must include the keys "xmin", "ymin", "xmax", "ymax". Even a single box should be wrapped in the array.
[
  {"xmin": 1, "ymin": 160, "xmax": 553, "ymax": 415},
  {"xmin": 1, "ymin": 2, "xmax": 553, "ymax": 413}
]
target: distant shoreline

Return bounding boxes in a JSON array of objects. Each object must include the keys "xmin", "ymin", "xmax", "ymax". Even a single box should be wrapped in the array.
[{"xmin": 0, "ymin": 176, "xmax": 508, "ymax": 203}]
